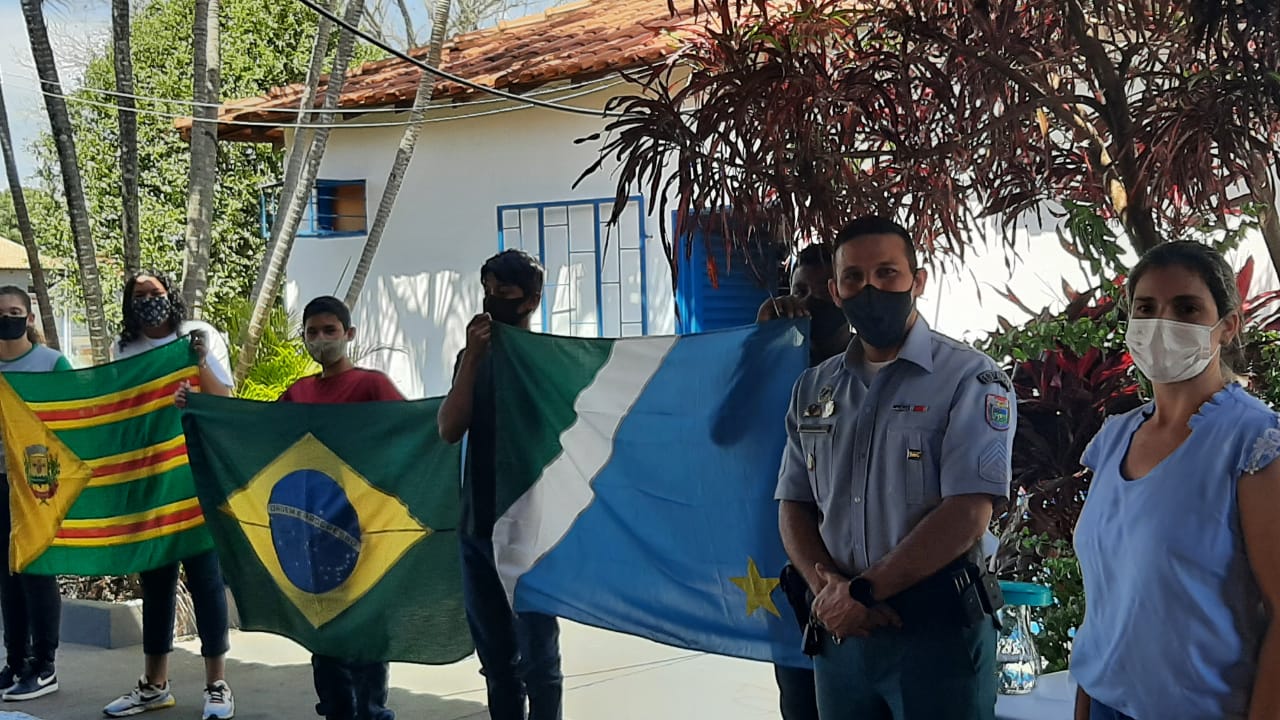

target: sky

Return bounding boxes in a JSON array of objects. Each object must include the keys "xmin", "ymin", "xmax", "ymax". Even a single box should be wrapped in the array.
[{"xmin": 1, "ymin": 0, "xmax": 108, "ymax": 181}]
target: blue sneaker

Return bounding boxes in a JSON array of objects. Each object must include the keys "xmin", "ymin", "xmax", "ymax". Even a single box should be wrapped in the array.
[{"xmin": 3, "ymin": 666, "xmax": 58, "ymax": 701}]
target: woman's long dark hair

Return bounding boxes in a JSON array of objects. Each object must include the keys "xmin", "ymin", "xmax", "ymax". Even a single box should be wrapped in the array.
[{"xmin": 119, "ymin": 270, "xmax": 186, "ymax": 350}]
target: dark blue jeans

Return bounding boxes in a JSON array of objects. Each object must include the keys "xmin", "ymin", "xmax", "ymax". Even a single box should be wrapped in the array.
[
  {"xmin": 139, "ymin": 550, "xmax": 230, "ymax": 658},
  {"xmin": 0, "ymin": 475, "xmax": 60, "ymax": 672},
  {"xmin": 459, "ymin": 533, "xmax": 562, "ymax": 720},
  {"xmin": 814, "ymin": 620, "xmax": 996, "ymax": 720},
  {"xmin": 775, "ymin": 664, "xmax": 819, "ymax": 720},
  {"xmin": 1089, "ymin": 699, "xmax": 1136, "ymax": 720},
  {"xmin": 312, "ymin": 655, "xmax": 393, "ymax": 720}
]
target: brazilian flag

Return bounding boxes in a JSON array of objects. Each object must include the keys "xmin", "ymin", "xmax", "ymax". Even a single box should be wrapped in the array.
[{"xmin": 181, "ymin": 393, "xmax": 472, "ymax": 664}]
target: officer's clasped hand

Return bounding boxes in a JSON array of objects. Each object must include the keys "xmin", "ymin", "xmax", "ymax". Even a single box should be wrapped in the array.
[{"xmin": 810, "ymin": 563, "xmax": 901, "ymax": 640}]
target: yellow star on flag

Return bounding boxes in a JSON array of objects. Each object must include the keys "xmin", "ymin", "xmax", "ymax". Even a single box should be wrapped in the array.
[{"xmin": 730, "ymin": 556, "xmax": 782, "ymax": 618}]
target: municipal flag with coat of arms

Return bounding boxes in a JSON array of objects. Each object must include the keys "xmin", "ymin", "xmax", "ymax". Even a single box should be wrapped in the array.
[
  {"xmin": 181, "ymin": 394, "xmax": 472, "ymax": 664},
  {"xmin": 491, "ymin": 320, "xmax": 811, "ymax": 668},
  {"xmin": 0, "ymin": 339, "xmax": 212, "ymax": 574}
]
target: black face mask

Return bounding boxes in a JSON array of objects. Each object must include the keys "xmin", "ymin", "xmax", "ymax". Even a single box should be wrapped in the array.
[
  {"xmin": 840, "ymin": 284, "xmax": 916, "ymax": 349},
  {"xmin": 806, "ymin": 296, "xmax": 849, "ymax": 347},
  {"xmin": 133, "ymin": 295, "xmax": 172, "ymax": 328},
  {"xmin": 0, "ymin": 315, "xmax": 28, "ymax": 341},
  {"xmin": 484, "ymin": 295, "xmax": 529, "ymax": 326}
]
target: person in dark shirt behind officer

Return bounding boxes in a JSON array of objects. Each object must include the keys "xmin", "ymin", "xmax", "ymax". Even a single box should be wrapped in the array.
[{"xmin": 757, "ymin": 243, "xmax": 849, "ymax": 720}]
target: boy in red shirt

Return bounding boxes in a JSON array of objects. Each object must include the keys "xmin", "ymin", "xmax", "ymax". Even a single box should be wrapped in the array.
[
  {"xmin": 283, "ymin": 296, "xmax": 402, "ymax": 720},
  {"xmin": 176, "ymin": 296, "xmax": 402, "ymax": 718}
]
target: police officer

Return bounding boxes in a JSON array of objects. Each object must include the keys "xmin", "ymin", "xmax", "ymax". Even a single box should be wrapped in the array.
[{"xmin": 775, "ymin": 216, "xmax": 1013, "ymax": 720}]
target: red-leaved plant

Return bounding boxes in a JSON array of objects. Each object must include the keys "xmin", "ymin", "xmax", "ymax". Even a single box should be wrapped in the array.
[{"xmin": 580, "ymin": 0, "xmax": 1280, "ymax": 287}]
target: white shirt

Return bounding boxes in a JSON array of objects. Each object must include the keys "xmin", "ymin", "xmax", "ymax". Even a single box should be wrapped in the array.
[
  {"xmin": 858, "ymin": 357, "xmax": 893, "ymax": 385},
  {"xmin": 111, "ymin": 319, "xmax": 233, "ymax": 387}
]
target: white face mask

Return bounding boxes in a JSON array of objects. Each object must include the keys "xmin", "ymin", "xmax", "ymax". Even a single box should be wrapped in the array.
[{"xmin": 1125, "ymin": 318, "xmax": 1223, "ymax": 384}]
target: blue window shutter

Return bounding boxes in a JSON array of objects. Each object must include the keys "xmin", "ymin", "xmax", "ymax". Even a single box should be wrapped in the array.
[{"xmin": 675, "ymin": 229, "xmax": 775, "ymax": 334}]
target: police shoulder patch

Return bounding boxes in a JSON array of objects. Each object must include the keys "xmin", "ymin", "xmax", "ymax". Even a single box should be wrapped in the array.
[
  {"xmin": 977, "ymin": 369, "xmax": 1013, "ymax": 392},
  {"xmin": 985, "ymin": 394, "xmax": 1011, "ymax": 431}
]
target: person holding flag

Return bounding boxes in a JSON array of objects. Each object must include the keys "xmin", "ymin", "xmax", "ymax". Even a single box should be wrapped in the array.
[
  {"xmin": 439, "ymin": 250, "xmax": 563, "ymax": 720},
  {"xmin": 0, "ymin": 285, "xmax": 70, "ymax": 702},
  {"xmin": 103, "ymin": 271, "xmax": 235, "ymax": 720},
  {"xmin": 273, "ymin": 295, "xmax": 403, "ymax": 720}
]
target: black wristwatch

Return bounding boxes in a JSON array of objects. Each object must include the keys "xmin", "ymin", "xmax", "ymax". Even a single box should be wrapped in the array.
[{"xmin": 848, "ymin": 576, "xmax": 876, "ymax": 606}]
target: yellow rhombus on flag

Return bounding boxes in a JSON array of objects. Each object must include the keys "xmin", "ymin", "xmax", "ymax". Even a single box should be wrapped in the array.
[{"xmin": 0, "ymin": 374, "xmax": 93, "ymax": 572}]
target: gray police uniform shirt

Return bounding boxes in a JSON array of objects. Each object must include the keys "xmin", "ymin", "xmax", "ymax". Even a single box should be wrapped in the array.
[
  {"xmin": 0, "ymin": 345, "xmax": 72, "ymax": 468},
  {"xmin": 775, "ymin": 318, "xmax": 1015, "ymax": 578}
]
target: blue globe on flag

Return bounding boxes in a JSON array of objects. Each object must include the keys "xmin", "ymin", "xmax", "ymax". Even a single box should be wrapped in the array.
[{"xmin": 267, "ymin": 469, "xmax": 362, "ymax": 594}]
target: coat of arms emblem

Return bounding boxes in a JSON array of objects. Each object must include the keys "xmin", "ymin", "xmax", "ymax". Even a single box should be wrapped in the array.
[{"xmin": 23, "ymin": 445, "xmax": 59, "ymax": 502}]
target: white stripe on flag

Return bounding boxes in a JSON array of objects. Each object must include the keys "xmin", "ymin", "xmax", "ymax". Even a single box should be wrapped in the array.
[{"xmin": 493, "ymin": 335, "xmax": 678, "ymax": 603}]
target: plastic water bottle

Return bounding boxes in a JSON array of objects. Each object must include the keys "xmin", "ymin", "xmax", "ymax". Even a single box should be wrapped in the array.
[{"xmin": 996, "ymin": 582, "xmax": 1053, "ymax": 695}]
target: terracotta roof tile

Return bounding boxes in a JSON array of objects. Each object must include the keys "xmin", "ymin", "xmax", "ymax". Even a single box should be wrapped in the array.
[{"xmin": 188, "ymin": 0, "xmax": 701, "ymax": 143}]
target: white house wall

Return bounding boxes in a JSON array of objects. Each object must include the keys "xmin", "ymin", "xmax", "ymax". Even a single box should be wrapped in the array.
[{"xmin": 283, "ymin": 85, "xmax": 675, "ymax": 398}]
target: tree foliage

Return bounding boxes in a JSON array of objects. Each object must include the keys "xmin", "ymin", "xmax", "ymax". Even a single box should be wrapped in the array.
[
  {"xmin": 582, "ymin": 0, "xmax": 1280, "ymax": 278},
  {"xmin": 28, "ymin": 0, "xmax": 383, "ymax": 333}
]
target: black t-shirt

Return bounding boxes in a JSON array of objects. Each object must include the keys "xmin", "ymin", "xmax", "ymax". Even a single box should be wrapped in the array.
[{"xmin": 455, "ymin": 350, "xmax": 496, "ymax": 538}]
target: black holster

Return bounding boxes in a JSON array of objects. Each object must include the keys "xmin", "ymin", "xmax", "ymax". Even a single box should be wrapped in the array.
[
  {"xmin": 778, "ymin": 564, "xmax": 822, "ymax": 656},
  {"xmin": 886, "ymin": 557, "xmax": 1005, "ymax": 629}
]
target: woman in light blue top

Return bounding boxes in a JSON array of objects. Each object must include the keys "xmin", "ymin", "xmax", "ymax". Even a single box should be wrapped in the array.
[{"xmin": 1073, "ymin": 242, "xmax": 1280, "ymax": 720}]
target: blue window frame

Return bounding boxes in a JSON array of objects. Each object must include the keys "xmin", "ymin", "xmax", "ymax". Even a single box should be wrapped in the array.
[
  {"xmin": 497, "ymin": 197, "xmax": 648, "ymax": 338},
  {"xmin": 258, "ymin": 179, "xmax": 368, "ymax": 239}
]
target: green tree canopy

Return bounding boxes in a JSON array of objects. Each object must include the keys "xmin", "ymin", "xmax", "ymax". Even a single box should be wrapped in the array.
[{"xmin": 29, "ymin": 0, "xmax": 382, "ymax": 332}]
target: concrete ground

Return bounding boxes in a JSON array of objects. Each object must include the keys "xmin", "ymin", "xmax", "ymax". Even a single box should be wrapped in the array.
[
  {"xmin": 6, "ymin": 621, "xmax": 783, "ymax": 720},
  {"xmin": 6, "ymin": 622, "xmax": 1074, "ymax": 720}
]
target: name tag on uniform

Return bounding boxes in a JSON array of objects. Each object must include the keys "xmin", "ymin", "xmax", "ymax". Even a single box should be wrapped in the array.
[
  {"xmin": 906, "ymin": 448, "xmax": 923, "ymax": 461},
  {"xmin": 799, "ymin": 423, "xmax": 832, "ymax": 434}
]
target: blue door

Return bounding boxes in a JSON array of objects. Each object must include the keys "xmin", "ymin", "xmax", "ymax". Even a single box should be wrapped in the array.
[{"xmin": 675, "ymin": 228, "xmax": 777, "ymax": 334}]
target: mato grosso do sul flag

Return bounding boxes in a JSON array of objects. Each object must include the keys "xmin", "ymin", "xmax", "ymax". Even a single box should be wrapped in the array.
[
  {"xmin": 491, "ymin": 320, "xmax": 811, "ymax": 668},
  {"xmin": 0, "ymin": 339, "xmax": 212, "ymax": 574},
  {"xmin": 181, "ymin": 394, "xmax": 472, "ymax": 664}
]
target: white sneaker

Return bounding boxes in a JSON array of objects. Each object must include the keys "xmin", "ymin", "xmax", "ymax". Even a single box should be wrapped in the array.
[
  {"xmin": 202, "ymin": 680, "xmax": 234, "ymax": 719},
  {"xmin": 103, "ymin": 677, "xmax": 176, "ymax": 717}
]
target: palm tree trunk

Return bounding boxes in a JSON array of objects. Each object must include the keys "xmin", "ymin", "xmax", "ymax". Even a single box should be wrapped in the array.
[
  {"xmin": 250, "ymin": 0, "xmax": 337, "ymax": 303},
  {"xmin": 21, "ymin": 0, "xmax": 111, "ymax": 363},
  {"xmin": 344, "ymin": 0, "xmax": 452, "ymax": 308},
  {"xmin": 235, "ymin": 0, "xmax": 367, "ymax": 384},
  {"xmin": 180, "ymin": 0, "xmax": 221, "ymax": 316},
  {"xmin": 0, "ymin": 76, "xmax": 59, "ymax": 350},
  {"xmin": 395, "ymin": 0, "xmax": 418, "ymax": 46},
  {"xmin": 111, "ymin": 0, "xmax": 141, "ymax": 276}
]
